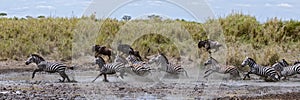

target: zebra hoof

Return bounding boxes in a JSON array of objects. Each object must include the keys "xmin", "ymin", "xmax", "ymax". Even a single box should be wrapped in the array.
[
  {"xmin": 103, "ymin": 79, "xmax": 109, "ymax": 82},
  {"xmin": 58, "ymin": 79, "xmax": 65, "ymax": 82}
]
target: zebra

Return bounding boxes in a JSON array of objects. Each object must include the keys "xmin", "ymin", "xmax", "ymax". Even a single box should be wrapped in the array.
[
  {"xmin": 125, "ymin": 63, "xmax": 152, "ymax": 76},
  {"xmin": 198, "ymin": 39, "xmax": 222, "ymax": 54},
  {"xmin": 25, "ymin": 54, "xmax": 73, "ymax": 82},
  {"xmin": 92, "ymin": 56, "xmax": 126, "ymax": 82},
  {"xmin": 294, "ymin": 61, "xmax": 300, "ymax": 65},
  {"xmin": 129, "ymin": 48, "xmax": 143, "ymax": 61},
  {"xmin": 271, "ymin": 59, "xmax": 300, "ymax": 80},
  {"xmin": 148, "ymin": 53, "xmax": 188, "ymax": 77},
  {"xmin": 241, "ymin": 57, "xmax": 280, "ymax": 81},
  {"xmin": 125, "ymin": 54, "xmax": 152, "ymax": 76},
  {"xmin": 126, "ymin": 54, "xmax": 144, "ymax": 64},
  {"xmin": 203, "ymin": 57, "xmax": 240, "ymax": 79},
  {"xmin": 114, "ymin": 54, "xmax": 128, "ymax": 64},
  {"xmin": 271, "ymin": 59, "xmax": 289, "ymax": 77}
]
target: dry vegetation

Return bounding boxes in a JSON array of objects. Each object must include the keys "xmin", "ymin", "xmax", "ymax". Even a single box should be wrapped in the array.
[{"xmin": 0, "ymin": 13, "xmax": 299, "ymax": 69}]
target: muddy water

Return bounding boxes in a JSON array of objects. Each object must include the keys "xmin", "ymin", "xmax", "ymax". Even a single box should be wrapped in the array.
[{"xmin": 1, "ymin": 65, "xmax": 300, "ymax": 99}]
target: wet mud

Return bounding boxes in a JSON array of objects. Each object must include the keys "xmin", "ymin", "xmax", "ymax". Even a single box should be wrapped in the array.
[{"xmin": 1, "ymin": 60, "xmax": 300, "ymax": 99}]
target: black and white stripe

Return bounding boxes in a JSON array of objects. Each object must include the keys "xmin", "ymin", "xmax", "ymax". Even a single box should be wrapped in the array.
[
  {"xmin": 272, "ymin": 59, "xmax": 300, "ymax": 80},
  {"xmin": 92, "ymin": 56, "xmax": 126, "ymax": 82},
  {"xmin": 125, "ymin": 54, "xmax": 151, "ymax": 76},
  {"xmin": 25, "ymin": 54, "xmax": 73, "ymax": 82},
  {"xmin": 203, "ymin": 57, "xmax": 240, "ymax": 79},
  {"xmin": 241, "ymin": 57, "xmax": 280, "ymax": 81},
  {"xmin": 280, "ymin": 64, "xmax": 300, "ymax": 80},
  {"xmin": 126, "ymin": 63, "xmax": 152, "ymax": 76},
  {"xmin": 271, "ymin": 59, "xmax": 289, "ymax": 77},
  {"xmin": 126, "ymin": 54, "xmax": 144, "ymax": 64},
  {"xmin": 148, "ymin": 53, "xmax": 188, "ymax": 77}
]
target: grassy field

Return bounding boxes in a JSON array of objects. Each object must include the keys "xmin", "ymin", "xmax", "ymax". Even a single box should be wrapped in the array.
[{"xmin": 0, "ymin": 13, "xmax": 299, "ymax": 69}]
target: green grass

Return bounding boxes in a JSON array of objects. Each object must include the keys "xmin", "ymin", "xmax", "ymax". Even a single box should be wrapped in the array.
[{"xmin": 0, "ymin": 13, "xmax": 299, "ymax": 69}]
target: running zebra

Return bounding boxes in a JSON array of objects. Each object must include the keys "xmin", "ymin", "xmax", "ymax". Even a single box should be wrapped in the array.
[
  {"xmin": 125, "ymin": 54, "xmax": 152, "ymax": 76},
  {"xmin": 25, "ymin": 54, "xmax": 73, "ymax": 82},
  {"xmin": 241, "ymin": 57, "xmax": 280, "ymax": 81},
  {"xmin": 92, "ymin": 56, "xmax": 126, "ymax": 82},
  {"xmin": 203, "ymin": 57, "xmax": 240, "ymax": 79},
  {"xmin": 271, "ymin": 59, "xmax": 289, "ymax": 77},
  {"xmin": 126, "ymin": 49, "xmax": 145, "ymax": 64},
  {"xmin": 271, "ymin": 59, "xmax": 300, "ymax": 80},
  {"xmin": 148, "ymin": 53, "xmax": 188, "ymax": 77},
  {"xmin": 125, "ymin": 63, "xmax": 152, "ymax": 76}
]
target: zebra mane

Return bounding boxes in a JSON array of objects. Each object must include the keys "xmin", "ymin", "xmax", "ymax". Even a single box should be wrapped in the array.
[
  {"xmin": 247, "ymin": 57, "xmax": 256, "ymax": 64},
  {"xmin": 96, "ymin": 56, "xmax": 106, "ymax": 64},
  {"xmin": 210, "ymin": 57, "xmax": 219, "ymax": 64},
  {"xmin": 30, "ymin": 54, "xmax": 45, "ymax": 61},
  {"xmin": 294, "ymin": 61, "xmax": 300, "ymax": 65},
  {"xmin": 159, "ymin": 53, "xmax": 169, "ymax": 64}
]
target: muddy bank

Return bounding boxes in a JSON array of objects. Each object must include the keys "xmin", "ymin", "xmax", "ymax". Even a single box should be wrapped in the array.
[
  {"xmin": 1, "ymin": 60, "xmax": 300, "ymax": 99},
  {"xmin": 1, "ymin": 79, "xmax": 300, "ymax": 99}
]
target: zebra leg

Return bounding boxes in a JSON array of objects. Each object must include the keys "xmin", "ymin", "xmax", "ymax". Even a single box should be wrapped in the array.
[
  {"xmin": 204, "ymin": 69, "xmax": 212, "ymax": 74},
  {"xmin": 103, "ymin": 74, "xmax": 109, "ymax": 82},
  {"xmin": 204, "ymin": 70, "xmax": 215, "ymax": 78},
  {"xmin": 271, "ymin": 74, "xmax": 280, "ymax": 81},
  {"xmin": 243, "ymin": 72, "xmax": 251, "ymax": 80},
  {"xmin": 58, "ymin": 72, "xmax": 71, "ymax": 82},
  {"xmin": 119, "ymin": 71, "xmax": 125, "ymax": 79},
  {"xmin": 91, "ymin": 73, "xmax": 103, "ymax": 82},
  {"xmin": 282, "ymin": 76, "xmax": 287, "ymax": 80},
  {"xmin": 32, "ymin": 69, "xmax": 43, "ymax": 79}
]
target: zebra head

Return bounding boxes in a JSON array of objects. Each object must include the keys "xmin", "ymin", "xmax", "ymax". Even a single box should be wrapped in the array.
[
  {"xmin": 272, "ymin": 61, "xmax": 284, "ymax": 72},
  {"xmin": 25, "ymin": 54, "xmax": 45, "ymax": 65},
  {"xmin": 204, "ymin": 58, "xmax": 212, "ymax": 66},
  {"xmin": 204, "ymin": 57, "xmax": 218, "ymax": 66},
  {"xmin": 241, "ymin": 57, "xmax": 253, "ymax": 67},
  {"xmin": 279, "ymin": 59, "xmax": 289, "ymax": 67}
]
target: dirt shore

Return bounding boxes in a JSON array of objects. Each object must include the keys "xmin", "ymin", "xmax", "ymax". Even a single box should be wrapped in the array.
[{"xmin": 1, "ymin": 60, "xmax": 300, "ymax": 99}]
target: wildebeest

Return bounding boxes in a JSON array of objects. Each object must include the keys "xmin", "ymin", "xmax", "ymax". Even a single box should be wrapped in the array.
[
  {"xmin": 117, "ymin": 43, "xmax": 133, "ymax": 55},
  {"xmin": 129, "ymin": 48, "xmax": 143, "ymax": 61},
  {"xmin": 198, "ymin": 39, "xmax": 222, "ymax": 53},
  {"xmin": 117, "ymin": 43, "xmax": 143, "ymax": 61},
  {"xmin": 92, "ymin": 45, "xmax": 113, "ymax": 61}
]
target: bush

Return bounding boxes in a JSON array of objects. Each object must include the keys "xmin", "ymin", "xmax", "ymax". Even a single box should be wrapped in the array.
[{"xmin": 0, "ymin": 13, "xmax": 299, "ymax": 66}]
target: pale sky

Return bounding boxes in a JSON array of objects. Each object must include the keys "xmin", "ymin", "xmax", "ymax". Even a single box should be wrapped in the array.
[{"xmin": 0, "ymin": 0, "xmax": 299, "ymax": 22}]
